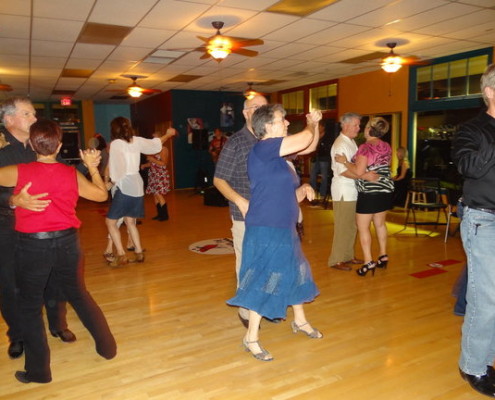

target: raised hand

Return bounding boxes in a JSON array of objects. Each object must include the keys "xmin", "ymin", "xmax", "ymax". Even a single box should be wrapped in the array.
[{"xmin": 80, "ymin": 149, "xmax": 101, "ymax": 168}]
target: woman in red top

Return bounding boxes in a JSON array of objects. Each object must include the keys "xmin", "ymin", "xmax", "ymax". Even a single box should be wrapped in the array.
[{"xmin": 0, "ymin": 120, "xmax": 116, "ymax": 384}]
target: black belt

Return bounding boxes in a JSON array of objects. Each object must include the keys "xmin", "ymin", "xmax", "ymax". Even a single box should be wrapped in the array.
[
  {"xmin": 468, "ymin": 206, "xmax": 495, "ymax": 215},
  {"xmin": 19, "ymin": 227, "xmax": 76, "ymax": 240}
]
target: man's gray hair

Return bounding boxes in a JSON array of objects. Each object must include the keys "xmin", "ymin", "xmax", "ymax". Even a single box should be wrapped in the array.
[
  {"xmin": 340, "ymin": 112, "xmax": 362, "ymax": 124},
  {"xmin": 0, "ymin": 96, "xmax": 32, "ymax": 122},
  {"xmin": 481, "ymin": 64, "xmax": 495, "ymax": 106}
]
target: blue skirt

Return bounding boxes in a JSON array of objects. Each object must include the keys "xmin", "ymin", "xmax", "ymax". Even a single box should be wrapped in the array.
[
  {"xmin": 227, "ymin": 226, "xmax": 319, "ymax": 320},
  {"xmin": 107, "ymin": 188, "xmax": 144, "ymax": 219}
]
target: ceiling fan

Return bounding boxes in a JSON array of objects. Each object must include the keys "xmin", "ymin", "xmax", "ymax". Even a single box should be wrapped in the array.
[
  {"xmin": 381, "ymin": 42, "xmax": 425, "ymax": 73},
  {"xmin": 106, "ymin": 76, "xmax": 162, "ymax": 99},
  {"xmin": 196, "ymin": 21, "xmax": 264, "ymax": 61}
]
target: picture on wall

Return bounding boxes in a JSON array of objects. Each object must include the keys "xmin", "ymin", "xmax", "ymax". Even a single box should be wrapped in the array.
[{"xmin": 220, "ymin": 102, "xmax": 234, "ymax": 128}]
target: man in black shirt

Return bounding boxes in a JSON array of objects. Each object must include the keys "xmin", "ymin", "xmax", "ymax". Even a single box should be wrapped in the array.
[
  {"xmin": 0, "ymin": 97, "xmax": 76, "ymax": 359},
  {"xmin": 452, "ymin": 64, "xmax": 495, "ymax": 398}
]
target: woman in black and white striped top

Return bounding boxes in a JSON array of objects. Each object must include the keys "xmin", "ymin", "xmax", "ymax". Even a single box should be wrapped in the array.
[{"xmin": 335, "ymin": 117, "xmax": 392, "ymax": 277}]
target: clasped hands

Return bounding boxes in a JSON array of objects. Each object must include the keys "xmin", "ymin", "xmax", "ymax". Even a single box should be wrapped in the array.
[{"xmin": 306, "ymin": 110, "xmax": 322, "ymax": 126}]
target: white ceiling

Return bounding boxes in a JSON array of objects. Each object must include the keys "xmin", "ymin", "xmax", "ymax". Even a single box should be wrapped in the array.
[{"xmin": 0, "ymin": 0, "xmax": 493, "ymax": 103}]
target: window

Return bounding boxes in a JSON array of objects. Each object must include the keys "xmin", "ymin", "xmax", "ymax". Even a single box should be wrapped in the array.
[
  {"xmin": 309, "ymin": 83, "xmax": 337, "ymax": 111},
  {"xmin": 415, "ymin": 54, "xmax": 489, "ymax": 100},
  {"xmin": 281, "ymin": 90, "xmax": 304, "ymax": 114}
]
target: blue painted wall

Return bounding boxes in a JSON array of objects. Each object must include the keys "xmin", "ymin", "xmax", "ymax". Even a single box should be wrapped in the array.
[
  {"xmin": 170, "ymin": 90, "xmax": 245, "ymax": 189},
  {"xmin": 94, "ymin": 103, "xmax": 131, "ymax": 143}
]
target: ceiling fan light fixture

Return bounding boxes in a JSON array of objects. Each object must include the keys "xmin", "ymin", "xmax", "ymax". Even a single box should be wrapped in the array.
[
  {"xmin": 128, "ymin": 85, "xmax": 143, "ymax": 98},
  {"xmin": 381, "ymin": 55, "xmax": 402, "ymax": 73},
  {"xmin": 207, "ymin": 35, "xmax": 232, "ymax": 60},
  {"xmin": 244, "ymin": 83, "xmax": 258, "ymax": 100}
]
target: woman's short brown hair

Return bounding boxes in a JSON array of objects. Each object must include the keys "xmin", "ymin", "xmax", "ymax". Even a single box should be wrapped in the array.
[
  {"xmin": 110, "ymin": 116, "xmax": 134, "ymax": 142},
  {"xmin": 29, "ymin": 119, "xmax": 62, "ymax": 155}
]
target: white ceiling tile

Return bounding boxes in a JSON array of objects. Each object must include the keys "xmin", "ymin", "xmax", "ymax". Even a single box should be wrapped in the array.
[
  {"xmin": 310, "ymin": 0, "xmax": 393, "ymax": 22},
  {"xmin": 0, "ymin": 0, "xmax": 31, "ymax": 16},
  {"xmin": 442, "ymin": 11, "xmax": 495, "ymax": 39},
  {"xmin": 31, "ymin": 40, "xmax": 73, "ymax": 57},
  {"xmin": 65, "ymin": 58, "xmax": 104, "ymax": 70},
  {"xmin": 0, "ymin": 38, "xmax": 30, "ymax": 56},
  {"xmin": 228, "ymin": 12, "xmax": 299, "ymax": 38},
  {"xmin": 32, "ymin": 18, "xmax": 84, "ymax": 42},
  {"xmin": 298, "ymin": 23, "xmax": 372, "ymax": 46},
  {"xmin": 108, "ymin": 46, "xmax": 154, "ymax": 62},
  {"xmin": 89, "ymin": 0, "xmax": 158, "ymax": 27},
  {"xmin": 263, "ymin": 43, "xmax": 321, "ymax": 59},
  {"xmin": 0, "ymin": 15, "xmax": 30, "ymax": 39},
  {"xmin": 216, "ymin": 0, "xmax": 276, "ymax": 11},
  {"xmin": 264, "ymin": 19, "xmax": 337, "ymax": 42},
  {"xmin": 126, "ymin": 62, "xmax": 167, "ymax": 76},
  {"xmin": 31, "ymin": 56, "xmax": 67, "ymax": 69},
  {"xmin": 346, "ymin": 0, "xmax": 450, "ymax": 27},
  {"xmin": 394, "ymin": 2, "xmax": 482, "ymax": 31},
  {"xmin": 71, "ymin": 43, "xmax": 115, "ymax": 60},
  {"xmin": 33, "ymin": 0, "xmax": 94, "ymax": 20},
  {"xmin": 0, "ymin": 55, "xmax": 29, "ymax": 69},
  {"xmin": 139, "ymin": 0, "xmax": 211, "ymax": 30},
  {"xmin": 56, "ymin": 77, "xmax": 86, "ymax": 89},
  {"xmin": 122, "ymin": 27, "xmax": 177, "ymax": 48},
  {"xmin": 415, "ymin": 9, "xmax": 495, "ymax": 36}
]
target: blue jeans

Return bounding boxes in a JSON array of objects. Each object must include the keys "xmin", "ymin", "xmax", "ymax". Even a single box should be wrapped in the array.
[
  {"xmin": 309, "ymin": 160, "xmax": 329, "ymax": 198},
  {"xmin": 459, "ymin": 207, "xmax": 495, "ymax": 375}
]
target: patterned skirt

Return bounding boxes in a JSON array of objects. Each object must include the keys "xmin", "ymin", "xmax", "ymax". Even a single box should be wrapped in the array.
[
  {"xmin": 227, "ymin": 225, "xmax": 319, "ymax": 320},
  {"xmin": 146, "ymin": 164, "xmax": 171, "ymax": 195}
]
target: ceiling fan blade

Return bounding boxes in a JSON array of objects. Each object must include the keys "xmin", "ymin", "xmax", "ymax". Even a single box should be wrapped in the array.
[
  {"xmin": 231, "ymin": 38, "xmax": 264, "ymax": 48},
  {"xmin": 142, "ymin": 88, "xmax": 162, "ymax": 94},
  {"xmin": 232, "ymin": 48, "xmax": 259, "ymax": 57},
  {"xmin": 197, "ymin": 35, "xmax": 211, "ymax": 43},
  {"xmin": 200, "ymin": 52, "xmax": 212, "ymax": 59},
  {"xmin": 0, "ymin": 84, "xmax": 13, "ymax": 91}
]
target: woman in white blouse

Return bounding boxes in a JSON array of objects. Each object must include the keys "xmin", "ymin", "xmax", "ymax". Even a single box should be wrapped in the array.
[{"xmin": 106, "ymin": 117, "xmax": 176, "ymax": 267}]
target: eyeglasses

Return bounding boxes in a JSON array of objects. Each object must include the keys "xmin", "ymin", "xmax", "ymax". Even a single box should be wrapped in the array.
[{"xmin": 243, "ymin": 105, "xmax": 260, "ymax": 111}]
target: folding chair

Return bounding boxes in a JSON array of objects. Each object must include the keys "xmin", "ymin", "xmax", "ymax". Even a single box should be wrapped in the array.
[{"xmin": 402, "ymin": 177, "xmax": 448, "ymax": 237}]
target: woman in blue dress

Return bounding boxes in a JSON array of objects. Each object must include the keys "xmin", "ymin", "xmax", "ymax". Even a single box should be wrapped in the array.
[{"xmin": 227, "ymin": 104, "xmax": 323, "ymax": 362}]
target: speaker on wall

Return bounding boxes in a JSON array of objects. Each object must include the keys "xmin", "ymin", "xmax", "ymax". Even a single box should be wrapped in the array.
[{"xmin": 60, "ymin": 130, "xmax": 80, "ymax": 159}]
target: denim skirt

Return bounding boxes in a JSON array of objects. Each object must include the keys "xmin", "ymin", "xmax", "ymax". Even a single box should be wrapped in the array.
[
  {"xmin": 227, "ymin": 225, "xmax": 319, "ymax": 320},
  {"xmin": 107, "ymin": 188, "xmax": 144, "ymax": 219}
]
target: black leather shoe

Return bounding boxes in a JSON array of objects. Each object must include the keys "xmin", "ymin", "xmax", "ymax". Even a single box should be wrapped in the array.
[
  {"xmin": 50, "ymin": 329, "xmax": 76, "ymax": 343},
  {"xmin": 8, "ymin": 341, "xmax": 24, "ymax": 359},
  {"xmin": 15, "ymin": 371, "xmax": 31, "ymax": 384},
  {"xmin": 15, "ymin": 370, "xmax": 51, "ymax": 384},
  {"xmin": 460, "ymin": 368, "xmax": 495, "ymax": 397}
]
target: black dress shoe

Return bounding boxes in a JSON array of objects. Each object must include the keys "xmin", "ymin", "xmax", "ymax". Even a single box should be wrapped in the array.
[
  {"xmin": 50, "ymin": 329, "xmax": 76, "ymax": 343},
  {"xmin": 460, "ymin": 368, "xmax": 495, "ymax": 397},
  {"xmin": 15, "ymin": 371, "xmax": 31, "ymax": 384},
  {"xmin": 15, "ymin": 370, "xmax": 51, "ymax": 384},
  {"xmin": 8, "ymin": 341, "xmax": 24, "ymax": 359}
]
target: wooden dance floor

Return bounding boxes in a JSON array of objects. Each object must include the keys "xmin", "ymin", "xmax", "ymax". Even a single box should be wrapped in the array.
[{"xmin": 0, "ymin": 190, "xmax": 471, "ymax": 399}]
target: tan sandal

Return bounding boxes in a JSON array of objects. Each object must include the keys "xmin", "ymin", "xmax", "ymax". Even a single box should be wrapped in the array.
[
  {"xmin": 129, "ymin": 252, "xmax": 145, "ymax": 263},
  {"xmin": 103, "ymin": 252, "xmax": 115, "ymax": 263},
  {"xmin": 109, "ymin": 255, "xmax": 128, "ymax": 268}
]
